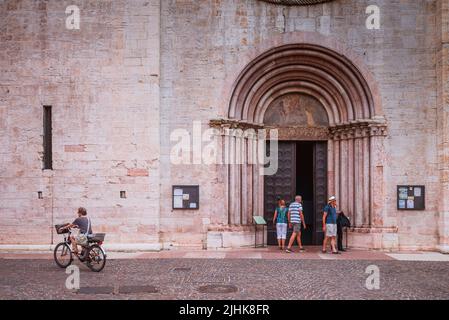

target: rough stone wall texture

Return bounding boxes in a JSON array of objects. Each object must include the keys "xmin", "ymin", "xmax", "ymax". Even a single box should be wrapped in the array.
[
  {"xmin": 0, "ymin": 0, "xmax": 161, "ymax": 245},
  {"xmin": 159, "ymin": 0, "xmax": 440, "ymax": 250},
  {"xmin": 437, "ymin": 0, "xmax": 449, "ymax": 252},
  {"xmin": 0, "ymin": 0, "xmax": 446, "ymax": 251}
]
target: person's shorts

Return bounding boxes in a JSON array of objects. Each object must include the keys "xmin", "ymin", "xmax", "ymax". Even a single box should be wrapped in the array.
[
  {"xmin": 74, "ymin": 234, "xmax": 88, "ymax": 246},
  {"xmin": 325, "ymin": 224, "xmax": 337, "ymax": 237},
  {"xmin": 276, "ymin": 223, "xmax": 288, "ymax": 240},
  {"xmin": 292, "ymin": 223, "xmax": 302, "ymax": 233}
]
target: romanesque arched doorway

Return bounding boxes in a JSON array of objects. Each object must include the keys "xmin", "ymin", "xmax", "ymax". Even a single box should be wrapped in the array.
[
  {"xmin": 210, "ymin": 43, "xmax": 388, "ymax": 248},
  {"xmin": 263, "ymin": 92, "xmax": 330, "ymax": 245}
]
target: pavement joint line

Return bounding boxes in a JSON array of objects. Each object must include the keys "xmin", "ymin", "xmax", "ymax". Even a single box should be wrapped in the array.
[
  {"xmin": 318, "ymin": 253, "xmax": 336, "ymax": 260},
  {"xmin": 2, "ymin": 249, "xmax": 449, "ymax": 261}
]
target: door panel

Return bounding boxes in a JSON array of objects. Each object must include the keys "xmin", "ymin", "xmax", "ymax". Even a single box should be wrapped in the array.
[
  {"xmin": 263, "ymin": 141, "xmax": 328, "ymax": 246},
  {"xmin": 313, "ymin": 142, "xmax": 328, "ymax": 245},
  {"xmin": 264, "ymin": 141, "xmax": 296, "ymax": 245}
]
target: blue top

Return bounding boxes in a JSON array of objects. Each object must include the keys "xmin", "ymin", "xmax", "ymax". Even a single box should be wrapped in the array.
[
  {"xmin": 323, "ymin": 204, "xmax": 337, "ymax": 225},
  {"xmin": 275, "ymin": 207, "xmax": 288, "ymax": 224}
]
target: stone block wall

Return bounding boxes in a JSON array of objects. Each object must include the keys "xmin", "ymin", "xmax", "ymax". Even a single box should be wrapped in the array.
[
  {"xmin": 0, "ymin": 0, "xmax": 161, "ymax": 246},
  {"xmin": 159, "ymin": 0, "xmax": 441, "ymax": 250},
  {"xmin": 0, "ymin": 0, "xmax": 446, "ymax": 251}
]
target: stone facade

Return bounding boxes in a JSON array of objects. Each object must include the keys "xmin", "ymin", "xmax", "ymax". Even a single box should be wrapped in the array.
[
  {"xmin": 1, "ymin": 0, "xmax": 448, "ymax": 252},
  {"xmin": 0, "ymin": 0, "xmax": 161, "ymax": 248}
]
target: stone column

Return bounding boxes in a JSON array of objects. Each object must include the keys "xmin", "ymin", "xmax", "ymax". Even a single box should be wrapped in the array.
[
  {"xmin": 369, "ymin": 124, "xmax": 387, "ymax": 228},
  {"xmin": 334, "ymin": 139, "xmax": 340, "ymax": 203},
  {"xmin": 256, "ymin": 130, "xmax": 265, "ymax": 218},
  {"xmin": 221, "ymin": 124, "xmax": 233, "ymax": 225},
  {"xmin": 327, "ymin": 140, "xmax": 335, "ymax": 197},
  {"xmin": 347, "ymin": 130, "xmax": 355, "ymax": 221},
  {"xmin": 339, "ymin": 133, "xmax": 349, "ymax": 219},
  {"xmin": 362, "ymin": 131, "xmax": 371, "ymax": 227},
  {"xmin": 353, "ymin": 130, "xmax": 363, "ymax": 228},
  {"xmin": 234, "ymin": 129, "xmax": 243, "ymax": 225},
  {"xmin": 246, "ymin": 131, "xmax": 256, "ymax": 224}
]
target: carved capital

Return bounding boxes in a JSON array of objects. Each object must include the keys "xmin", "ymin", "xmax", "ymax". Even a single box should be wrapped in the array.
[
  {"xmin": 209, "ymin": 119, "xmax": 264, "ymax": 130},
  {"xmin": 368, "ymin": 124, "xmax": 388, "ymax": 137},
  {"xmin": 330, "ymin": 119, "xmax": 388, "ymax": 140}
]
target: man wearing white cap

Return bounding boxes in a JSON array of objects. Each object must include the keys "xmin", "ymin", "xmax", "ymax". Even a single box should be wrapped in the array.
[{"xmin": 322, "ymin": 196, "xmax": 340, "ymax": 254}]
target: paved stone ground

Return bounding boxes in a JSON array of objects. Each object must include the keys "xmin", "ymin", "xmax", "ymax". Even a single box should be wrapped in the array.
[{"xmin": 0, "ymin": 249, "xmax": 448, "ymax": 300}]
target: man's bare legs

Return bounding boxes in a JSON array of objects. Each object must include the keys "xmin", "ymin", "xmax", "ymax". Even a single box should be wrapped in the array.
[
  {"xmin": 70, "ymin": 236, "xmax": 79, "ymax": 254},
  {"xmin": 287, "ymin": 232, "xmax": 304, "ymax": 252},
  {"xmin": 322, "ymin": 236, "xmax": 328, "ymax": 252},
  {"xmin": 322, "ymin": 236, "xmax": 338, "ymax": 253},
  {"xmin": 330, "ymin": 236, "xmax": 337, "ymax": 253},
  {"xmin": 286, "ymin": 232, "xmax": 297, "ymax": 251},
  {"xmin": 296, "ymin": 233, "xmax": 304, "ymax": 250}
]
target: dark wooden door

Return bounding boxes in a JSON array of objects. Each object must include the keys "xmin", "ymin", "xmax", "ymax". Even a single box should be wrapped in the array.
[
  {"xmin": 313, "ymin": 142, "xmax": 328, "ymax": 245},
  {"xmin": 263, "ymin": 141, "xmax": 327, "ymax": 246},
  {"xmin": 264, "ymin": 141, "xmax": 296, "ymax": 245}
]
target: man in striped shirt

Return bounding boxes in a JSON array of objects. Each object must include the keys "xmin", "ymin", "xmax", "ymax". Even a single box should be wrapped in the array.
[{"xmin": 286, "ymin": 195, "xmax": 306, "ymax": 253}]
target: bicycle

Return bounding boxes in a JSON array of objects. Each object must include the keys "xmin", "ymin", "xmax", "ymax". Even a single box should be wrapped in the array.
[{"xmin": 53, "ymin": 223, "xmax": 107, "ymax": 272}]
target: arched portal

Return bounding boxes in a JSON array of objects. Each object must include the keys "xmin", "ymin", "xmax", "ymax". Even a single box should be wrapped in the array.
[{"xmin": 211, "ymin": 43, "xmax": 388, "ymax": 247}]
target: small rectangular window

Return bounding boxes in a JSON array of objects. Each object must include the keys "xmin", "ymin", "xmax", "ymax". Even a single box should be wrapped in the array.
[{"xmin": 43, "ymin": 105, "xmax": 52, "ymax": 170}]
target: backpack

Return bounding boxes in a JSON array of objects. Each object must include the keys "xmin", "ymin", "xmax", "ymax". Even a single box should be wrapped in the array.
[{"xmin": 338, "ymin": 212, "xmax": 351, "ymax": 228}]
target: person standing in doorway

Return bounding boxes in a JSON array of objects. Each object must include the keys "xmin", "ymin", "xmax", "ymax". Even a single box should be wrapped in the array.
[
  {"xmin": 273, "ymin": 199, "xmax": 288, "ymax": 250},
  {"xmin": 322, "ymin": 196, "xmax": 340, "ymax": 254},
  {"xmin": 286, "ymin": 195, "xmax": 306, "ymax": 253}
]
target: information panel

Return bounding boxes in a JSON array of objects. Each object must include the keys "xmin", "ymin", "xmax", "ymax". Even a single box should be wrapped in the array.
[
  {"xmin": 397, "ymin": 185, "xmax": 425, "ymax": 210},
  {"xmin": 172, "ymin": 185, "xmax": 199, "ymax": 210}
]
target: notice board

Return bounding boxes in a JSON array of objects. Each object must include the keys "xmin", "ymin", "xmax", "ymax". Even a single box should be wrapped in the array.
[
  {"xmin": 172, "ymin": 185, "xmax": 199, "ymax": 210},
  {"xmin": 397, "ymin": 185, "xmax": 425, "ymax": 210}
]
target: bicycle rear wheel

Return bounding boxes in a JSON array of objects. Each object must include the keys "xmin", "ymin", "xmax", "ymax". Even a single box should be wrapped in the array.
[
  {"xmin": 86, "ymin": 244, "xmax": 106, "ymax": 272},
  {"xmin": 54, "ymin": 242, "xmax": 73, "ymax": 268}
]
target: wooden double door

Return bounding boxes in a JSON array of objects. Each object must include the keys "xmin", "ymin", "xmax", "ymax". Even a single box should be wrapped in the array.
[{"xmin": 264, "ymin": 141, "xmax": 327, "ymax": 246}]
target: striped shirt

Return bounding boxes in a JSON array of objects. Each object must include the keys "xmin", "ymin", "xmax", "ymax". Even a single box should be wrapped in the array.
[{"xmin": 288, "ymin": 201, "xmax": 303, "ymax": 224}]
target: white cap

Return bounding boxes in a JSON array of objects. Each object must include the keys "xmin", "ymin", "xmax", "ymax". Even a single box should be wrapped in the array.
[{"xmin": 328, "ymin": 196, "xmax": 336, "ymax": 202}]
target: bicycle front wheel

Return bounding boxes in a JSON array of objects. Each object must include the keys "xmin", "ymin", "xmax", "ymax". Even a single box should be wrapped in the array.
[
  {"xmin": 54, "ymin": 242, "xmax": 73, "ymax": 268},
  {"xmin": 86, "ymin": 244, "xmax": 106, "ymax": 272}
]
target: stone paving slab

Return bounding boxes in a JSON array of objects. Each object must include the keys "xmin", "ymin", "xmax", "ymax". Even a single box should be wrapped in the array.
[
  {"xmin": 0, "ymin": 259, "xmax": 448, "ymax": 300},
  {"xmin": 0, "ymin": 247, "xmax": 447, "ymax": 261},
  {"xmin": 386, "ymin": 252, "xmax": 449, "ymax": 261}
]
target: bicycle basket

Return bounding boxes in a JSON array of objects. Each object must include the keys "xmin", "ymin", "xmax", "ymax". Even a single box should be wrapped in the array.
[
  {"xmin": 55, "ymin": 223, "xmax": 70, "ymax": 234},
  {"xmin": 88, "ymin": 233, "xmax": 106, "ymax": 242}
]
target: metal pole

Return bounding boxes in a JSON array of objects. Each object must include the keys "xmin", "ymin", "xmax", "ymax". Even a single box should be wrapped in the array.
[
  {"xmin": 262, "ymin": 225, "xmax": 265, "ymax": 247},
  {"xmin": 345, "ymin": 227, "xmax": 348, "ymax": 249},
  {"xmin": 255, "ymin": 224, "xmax": 257, "ymax": 248}
]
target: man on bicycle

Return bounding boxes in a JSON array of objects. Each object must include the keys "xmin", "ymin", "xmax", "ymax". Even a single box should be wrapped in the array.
[{"xmin": 65, "ymin": 207, "xmax": 92, "ymax": 254}]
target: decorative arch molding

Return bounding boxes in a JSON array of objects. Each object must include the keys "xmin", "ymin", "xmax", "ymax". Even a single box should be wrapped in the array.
[
  {"xmin": 228, "ymin": 43, "xmax": 383, "ymax": 125},
  {"xmin": 211, "ymin": 34, "xmax": 391, "ymax": 245}
]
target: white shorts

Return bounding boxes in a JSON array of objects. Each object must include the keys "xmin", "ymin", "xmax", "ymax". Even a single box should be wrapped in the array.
[
  {"xmin": 276, "ymin": 223, "xmax": 288, "ymax": 240},
  {"xmin": 325, "ymin": 224, "xmax": 337, "ymax": 237}
]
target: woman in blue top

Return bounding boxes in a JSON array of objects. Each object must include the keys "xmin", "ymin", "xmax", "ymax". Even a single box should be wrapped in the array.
[{"xmin": 273, "ymin": 199, "xmax": 289, "ymax": 250}]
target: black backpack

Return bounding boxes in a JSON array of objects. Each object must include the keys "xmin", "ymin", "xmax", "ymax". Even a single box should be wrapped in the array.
[{"xmin": 338, "ymin": 212, "xmax": 351, "ymax": 228}]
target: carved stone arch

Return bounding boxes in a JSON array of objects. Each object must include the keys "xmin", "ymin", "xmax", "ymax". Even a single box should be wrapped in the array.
[
  {"xmin": 211, "ymin": 41, "xmax": 392, "ymax": 249},
  {"xmin": 228, "ymin": 44, "xmax": 379, "ymax": 123}
]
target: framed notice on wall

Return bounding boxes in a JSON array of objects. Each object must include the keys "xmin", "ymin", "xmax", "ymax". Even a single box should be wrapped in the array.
[
  {"xmin": 172, "ymin": 185, "xmax": 199, "ymax": 210},
  {"xmin": 397, "ymin": 186, "xmax": 425, "ymax": 210}
]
